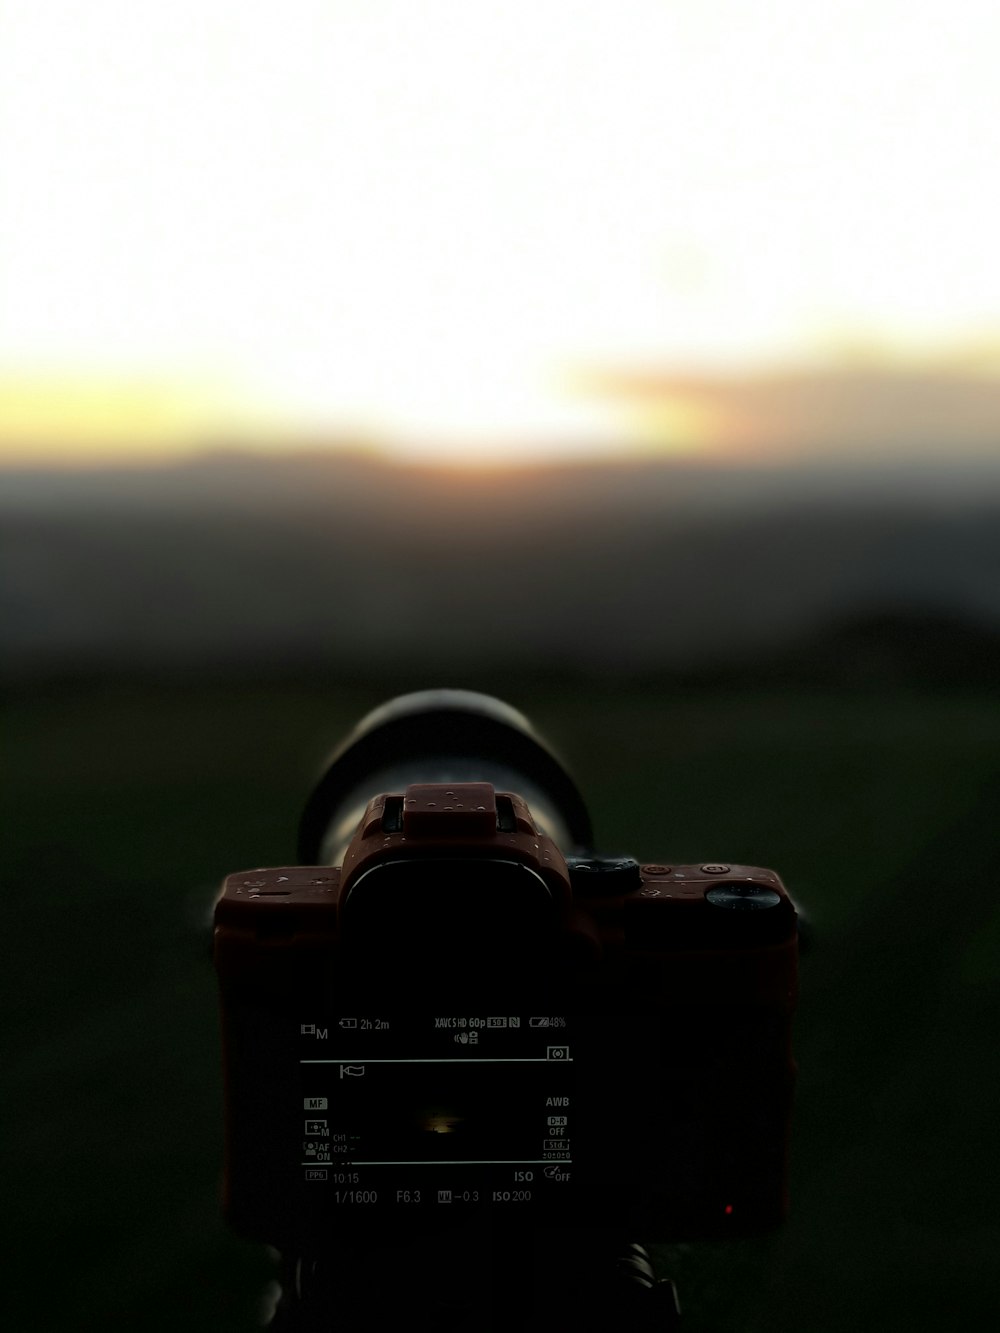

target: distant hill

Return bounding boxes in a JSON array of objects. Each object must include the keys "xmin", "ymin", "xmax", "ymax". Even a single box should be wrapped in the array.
[
  {"xmin": 3, "ymin": 446, "xmax": 1000, "ymax": 511},
  {"xmin": 2, "ymin": 449, "xmax": 999, "ymax": 680}
]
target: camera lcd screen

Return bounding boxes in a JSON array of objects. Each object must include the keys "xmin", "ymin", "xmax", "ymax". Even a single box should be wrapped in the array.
[{"xmin": 298, "ymin": 1013, "xmax": 574, "ymax": 1215}]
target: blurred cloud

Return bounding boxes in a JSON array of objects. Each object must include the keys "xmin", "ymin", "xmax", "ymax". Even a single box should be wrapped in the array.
[{"xmin": 583, "ymin": 355, "xmax": 1000, "ymax": 461}]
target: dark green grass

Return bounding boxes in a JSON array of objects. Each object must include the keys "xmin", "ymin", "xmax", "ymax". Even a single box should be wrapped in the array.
[{"xmin": 4, "ymin": 674, "xmax": 999, "ymax": 1330}]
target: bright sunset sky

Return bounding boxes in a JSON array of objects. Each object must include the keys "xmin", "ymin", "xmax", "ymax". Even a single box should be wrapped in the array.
[{"xmin": 1, "ymin": 0, "xmax": 998, "ymax": 465}]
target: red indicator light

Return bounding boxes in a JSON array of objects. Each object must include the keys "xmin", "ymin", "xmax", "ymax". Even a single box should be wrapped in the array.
[{"xmin": 724, "ymin": 1204, "xmax": 734, "ymax": 1216}]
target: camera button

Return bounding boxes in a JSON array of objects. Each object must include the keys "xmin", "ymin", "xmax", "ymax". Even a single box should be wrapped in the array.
[{"xmin": 701, "ymin": 863, "xmax": 731, "ymax": 874}]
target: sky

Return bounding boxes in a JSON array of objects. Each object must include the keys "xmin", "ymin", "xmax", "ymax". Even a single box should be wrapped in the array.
[{"xmin": 1, "ymin": 0, "xmax": 998, "ymax": 466}]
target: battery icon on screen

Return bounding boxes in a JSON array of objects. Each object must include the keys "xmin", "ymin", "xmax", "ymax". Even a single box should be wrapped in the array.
[{"xmin": 529, "ymin": 1017, "xmax": 551, "ymax": 1028}]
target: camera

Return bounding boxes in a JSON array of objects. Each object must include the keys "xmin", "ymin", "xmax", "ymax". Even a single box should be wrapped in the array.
[{"xmin": 213, "ymin": 690, "xmax": 797, "ymax": 1317}]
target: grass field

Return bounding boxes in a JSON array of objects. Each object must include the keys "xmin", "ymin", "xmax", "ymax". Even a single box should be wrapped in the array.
[{"xmin": 4, "ymin": 672, "xmax": 999, "ymax": 1330}]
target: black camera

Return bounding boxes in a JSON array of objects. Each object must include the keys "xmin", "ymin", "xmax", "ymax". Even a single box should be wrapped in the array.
[{"xmin": 213, "ymin": 691, "xmax": 798, "ymax": 1326}]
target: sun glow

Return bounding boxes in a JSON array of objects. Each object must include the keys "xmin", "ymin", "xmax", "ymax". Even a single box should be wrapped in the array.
[
  {"xmin": 0, "ymin": 375, "xmax": 263, "ymax": 463},
  {"xmin": 1, "ymin": 1, "xmax": 998, "ymax": 466}
]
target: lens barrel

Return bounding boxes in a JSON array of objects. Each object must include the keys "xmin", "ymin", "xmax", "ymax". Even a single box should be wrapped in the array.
[{"xmin": 297, "ymin": 690, "xmax": 593, "ymax": 866}]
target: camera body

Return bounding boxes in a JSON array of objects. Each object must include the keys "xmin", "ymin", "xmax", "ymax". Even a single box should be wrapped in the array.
[{"xmin": 214, "ymin": 777, "xmax": 797, "ymax": 1251}]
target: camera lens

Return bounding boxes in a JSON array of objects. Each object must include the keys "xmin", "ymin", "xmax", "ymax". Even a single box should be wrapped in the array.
[{"xmin": 298, "ymin": 689, "xmax": 593, "ymax": 865}]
